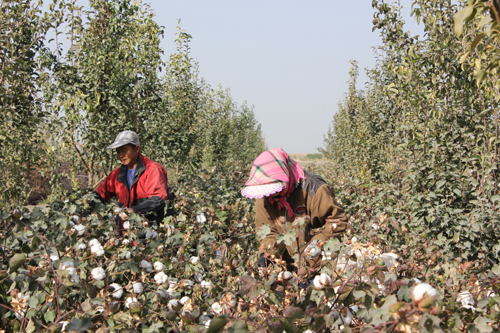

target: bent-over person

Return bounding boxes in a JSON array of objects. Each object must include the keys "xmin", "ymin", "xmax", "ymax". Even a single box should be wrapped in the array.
[{"xmin": 241, "ymin": 148, "xmax": 348, "ymax": 271}]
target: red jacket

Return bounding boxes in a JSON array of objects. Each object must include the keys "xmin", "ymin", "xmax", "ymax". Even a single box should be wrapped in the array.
[{"xmin": 95, "ymin": 154, "xmax": 168, "ymax": 223}]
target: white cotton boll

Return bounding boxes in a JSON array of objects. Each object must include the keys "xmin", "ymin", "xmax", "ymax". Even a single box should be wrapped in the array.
[
  {"xmin": 322, "ymin": 251, "xmax": 333, "ymax": 261},
  {"xmin": 61, "ymin": 261, "xmax": 74, "ymax": 269},
  {"xmin": 71, "ymin": 215, "xmax": 79, "ymax": 223},
  {"xmin": 351, "ymin": 237, "xmax": 358, "ymax": 243},
  {"xmin": 168, "ymin": 278, "xmax": 178, "ymax": 289},
  {"xmin": 140, "ymin": 260, "xmax": 153, "ymax": 272},
  {"xmin": 180, "ymin": 296, "xmax": 190, "ymax": 305},
  {"xmin": 91, "ymin": 245, "xmax": 104, "ymax": 257},
  {"xmin": 372, "ymin": 223, "xmax": 379, "ymax": 230},
  {"xmin": 201, "ymin": 280, "xmax": 213, "ymax": 289},
  {"xmin": 153, "ymin": 261, "xmax": 165, "ymax": 271},
  {"xmin": 122, "ymin": 239, "xmax": 130, "ymax": 245},
  {"xmin": 194, "ymin": 273, "xmax": 204, "ymax": 283},
  {"xmin": 180, "ymin": 279, "xmax": 194, "ymax": 288},
  {"xmin": 109, "ymin": 283, "xmax": 124, "ymax": 299},
  {"xmin": 411, "ymin": 283, "xmax": 439, "ymax": 303},
  {"xmin": 313, "ymin": 273, "xmax": 332, "ymax": 290},
  {"xmin": 114, "ymin": 207, "xmax": 122, "ymax": 215},
  {"xmin": 413, "ymin": 278, "xmax": 422, "ymax": 284},
  {"xmin": 154, "ymin": 271, "xmax": 168, "ymax": 284},
  {"xmin": 77, "ymin": 243, "xmax": 87, "ymax": 250},
  {"xmin": 305, "ymin": 241, "xmax": 322, "ymax": 259},
  {"xmin": 379, "ymin": 253, "xmax": 399, "ymax": 268},
  {"xmin": 168, "ymin": 299, "xmax": 181, "ymax": 311},
  {"xmin": 166, "ymin": 287, "xmax": 176, "ymax": 297},
  {"xmin": 122, "ymin": 221, "xmax": 130, "ymax": 229},
  {"xmin": 108, "ymin": 213, "xmax": 113, "ymax": 219},
  {"xmin": 304, "ymin": 331, "xmax": 314, "ymax": 333},
  {"xmin": 336, "ymin": 308, "xmax": 354, "ymax": 326},
  {"xmin": 189, "ymin": 256, "xmax": 200, "ymax": 265},
  {"xmin": 457, "ymin": 291, "xmax": 475, "ymax": 309},
  {"xmin": 125, "ymin": 251, "xmax": 131, "ymax": 259},
  {"xmin": 70, "ymin": 274, "xmax": 80, "ymax": 286},
  {"xmin": 125, "ymin": 296, "xmax": 138, "ymax": 309},
  {"xmin": 132, "ymin": 282, "xmax": 144, "ymax": 294},
  {"xmin": 199, "ymin": 313, "xmax": 210, "ymax": 326},
  {"xmin": 196, "ymin": 213, "xmax": 207, "ymax": 223},
  {"xmin": 60, "ymin": 321, "xmax": 69, "ymax": 331},
  {"xmin": 89, "ymin": 238, "xmax": 100, "ymax": 247},
  {"xmin": 156, "ymin": 287, "xmax": 167, "ymax": 298},
  {"xmin": 91, "ymin": 267, "xmax": 106, "ymax": 281},
  {"xmin": 211, "ymin": 302, "xmax": 223, "ymax": 315},
  {"xmin": 73, "ymin": 224, "xmax": 86, "ymax": 235},
  {"xmin": 50, "ymin": 254, "xmax": 60, "ymax": 262},
  {"xmin": 278, "ymin": 271, "xmax": 295, "ymax": 283}
]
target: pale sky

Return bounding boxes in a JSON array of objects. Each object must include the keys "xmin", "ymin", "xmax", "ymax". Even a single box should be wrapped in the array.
[{"xmin": 71, "ymin": 1, "xmax": 423, "ymax": 154}]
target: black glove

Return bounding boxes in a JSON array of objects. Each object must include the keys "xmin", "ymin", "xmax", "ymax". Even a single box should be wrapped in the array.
[{"xmin": 255, "ymin": 253, "xmax": 272, "ymax": 269}]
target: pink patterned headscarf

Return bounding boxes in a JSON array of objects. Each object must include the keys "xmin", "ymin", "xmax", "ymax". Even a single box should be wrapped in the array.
[{"xmin": 241, "ymin": 148, "xmax": 305, "ymax": 217}]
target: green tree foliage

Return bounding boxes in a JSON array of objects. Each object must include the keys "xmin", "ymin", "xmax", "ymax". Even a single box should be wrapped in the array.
[
  {"xmin": 0, "ymin": 0, "xmax": 265, "ymax": 205},
  {"xmin": 0, "ymin": 0, "xmax": 60, "ymax": 204},
  {"xmin": 323, "ymin": 0, "xmax": 500, "ymax": 262}
]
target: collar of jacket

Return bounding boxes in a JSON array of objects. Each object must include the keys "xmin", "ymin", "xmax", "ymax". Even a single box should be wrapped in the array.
[{"xmin": 116, "ymin": 153, "xmax": 147, "ymax": 191}]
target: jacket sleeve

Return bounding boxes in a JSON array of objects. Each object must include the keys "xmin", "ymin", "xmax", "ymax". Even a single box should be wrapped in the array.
[
  {"xmin": 308, "ymin": 184, "xmax": 348, "ymax": 244},
  {"xmin": 255, "ymin": 198, "xmax": 286, "ymax": 256},
  {"xmin": 95, "ymin": 171, "xmax": 117, "ymax": 202},
  {"xmin": 132, "ymin": 168, "xmax": 168, "ymax": 214}
]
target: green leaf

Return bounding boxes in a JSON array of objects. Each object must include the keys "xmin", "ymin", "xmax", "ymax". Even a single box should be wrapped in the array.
[
  {"xmin": 227, "ymin": 321, "xmax": 249, "ymax": 333},
  {"xmin": 283, "ymin": 306, "xmax": 304, "ymax": 319},
  {"xmin": 9, "ymin": 253, "xmax": 26, "ymax": 273},
  {"xmin": 44, "ymin": 310, "xmax": 56, "ymax": 323},
  {"xmin": 473, "ymin": 316, "xmax": 494, "ymax": 332},
  {"xmin": 256, "ymin": 224, "xmax": 271, "ymax": 241},
  {"xmin": 275, "ymin": 230, "xmax": 296, "ymax": 247},
  {"xmin": 454, "ymin": 5, "xmax": 473, "ymax": 36},
  {"xmin": 207, "ymin": 315, "xmax": 228, "ymax": 333},
  {"xmin": 66, "ymin": 318, "xmax": 92, "ymax": 331}
]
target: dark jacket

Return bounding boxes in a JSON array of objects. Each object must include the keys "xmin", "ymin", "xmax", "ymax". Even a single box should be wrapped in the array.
[
  {"xmin": 255, "ymin": 171, "xmax": 348, "ymax": 268},
  {"xmin": 94, "ymin": 154, "xmax": 169, "ymax": 224}
]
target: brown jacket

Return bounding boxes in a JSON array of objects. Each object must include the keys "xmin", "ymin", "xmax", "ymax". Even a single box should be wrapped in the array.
[{"xmin": 255, "ymin": 171, "xmax": 348, "ymax": 268}]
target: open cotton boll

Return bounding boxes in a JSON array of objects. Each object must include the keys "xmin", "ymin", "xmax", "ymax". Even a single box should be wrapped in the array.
[
  {"xmin": 154, "ymin": 271, "xmax": 168, "ymax": 284},
  {"xmin": 91, "ymin": 267, "xmax": 106, "ymax": 281},
  {"xmin": 140, "ymin": 260, "xmax": 153, "ymax": 272},
  {"xmin": 125, "ymin": 296, "xmax": 138, "ymax": 309},
  {"xmin": 132, "ymin": 282, "xmax": 143, "ymax": 294},
  {"xmin": 179, "ymin": 279, "xmax": 194, "ymax": 288},
  {"xmin": 156, "ymin": 287, "xmax": 167, "ymax": 298},
  {"xmin": 196, "ymin": 213, "xmax": 207, "ymax": 223},
  {"xmin": 201, "ymin": 280, "xmax": 213, "ymax": 289},
  {"xmin": 168, "ymin": 299, "xmax": 181, "ymax": 311},
  {"xmin": 77, "ymin": 243, "xmax": 87, "ymax": 250},
  {"xmin": 304, "ymin": 241, "xmax": 322, "ymax": 259},
  {"xmin": 379, "ymin": 253, "xmax": 399, "ymax": 268},
  {"xmin": 211, "ymin": 302, "xmax": 223, "ymax": 315},
  {"xmin": 411, "ymin": 283, "xmax": 438, "ymax": 304},
  {"xmin": 153, "ymin": 261, "xmax": 165, "ymax": 271},
  {"xmin": 61, "ymin": 261, "xmax": 74, "ymax": 269},
  {"xmin": 109, "ymin": 283, "xmax": 124, "ymax": 299},
  {"xmin": 199, "ymin": 313, "xmax": 210, "ymax": 326},
  {"xmin": 72, "ymin": 224, "xmax": 86, "ymax": 235},
  {"xmin": 277, "ymin": 271, "xmax": 295, "ymax": 283},
  {"xmin": 457, "ymin": 291, "xmax": 475, "ymax": 309},
  {"xmin": 180, "ymin": 296, "xmax": 190, "ymax": 305},
  {"xmin": 189, "ymin": 256, "xmax": 200, "ymax": 265},
  {"xmin": 50, "ymin": 254, "xmax": 60, "ymax": 261},
  {"xmin": 372, "ymin": 223, "xmax": 379, "ymax": 230},
  {"xmin": 313, "ymin": 273, "xmax": 332, "ymax": 290},
  {"xmin": 123, "ymin": 221, "xmax": 130, "ymax": 230}
]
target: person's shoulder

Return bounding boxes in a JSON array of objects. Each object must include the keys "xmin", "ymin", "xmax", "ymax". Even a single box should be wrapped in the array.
[
  {"xmin": 300, "ymin": 170, "xmax": 328, "ymax": 198},
  {"xmin": 141, "ymin": 155, "xmax": 167, "ymax": 172}
]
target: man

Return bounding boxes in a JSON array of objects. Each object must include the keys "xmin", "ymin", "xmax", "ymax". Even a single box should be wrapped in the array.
[{"xmin": 90, "ymin": 130, "xmax": 169, "ymax": 229}]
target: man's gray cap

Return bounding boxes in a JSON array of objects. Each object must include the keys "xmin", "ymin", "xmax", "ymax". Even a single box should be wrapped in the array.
[{"xmin": 106, "ymin": 130, "xmax": 141, "ymax": 149}]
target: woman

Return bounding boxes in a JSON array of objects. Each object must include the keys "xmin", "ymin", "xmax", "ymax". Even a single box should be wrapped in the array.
[{"xmin": 241, "ymin": 148, "xmax": 348, "ymax": 271}]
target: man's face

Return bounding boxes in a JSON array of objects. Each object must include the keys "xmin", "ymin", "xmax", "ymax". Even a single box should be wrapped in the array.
[{"xmin": 116, "ymin": 145, "xmax": 139, "ymax": 166}]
